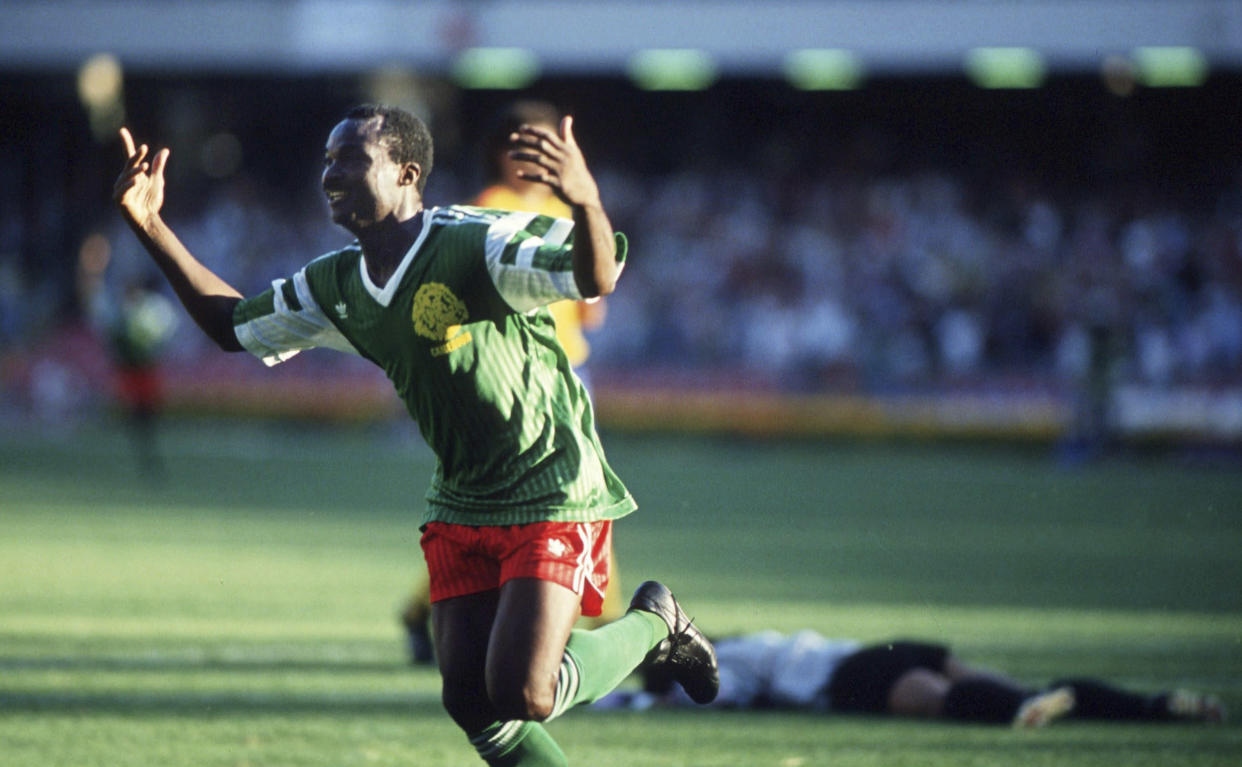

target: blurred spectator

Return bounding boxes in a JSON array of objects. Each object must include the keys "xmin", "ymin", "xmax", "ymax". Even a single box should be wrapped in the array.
[{"xmin": 77, "ymin": 236, "xmax": 179, "ymax": 477}]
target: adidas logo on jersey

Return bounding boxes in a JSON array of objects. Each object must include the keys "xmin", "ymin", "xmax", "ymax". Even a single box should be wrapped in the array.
[{"xmin": 335, "ymin": 302, "xmax": 348, "ymax": 319}]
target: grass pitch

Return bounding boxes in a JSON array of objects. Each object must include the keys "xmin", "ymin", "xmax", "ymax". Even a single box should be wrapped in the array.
[{"xmin": 2, "ymin": 418, "xmax": 1240, "ymax": 766}]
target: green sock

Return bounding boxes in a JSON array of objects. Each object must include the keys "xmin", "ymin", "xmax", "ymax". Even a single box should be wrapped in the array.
[
  {"xmin": 546, "ymin": 609, "xmax": 667, "ymax": 721},
  {"xmin": 469, "ymin": 721, "xmax": 566, "ymax": 767}
]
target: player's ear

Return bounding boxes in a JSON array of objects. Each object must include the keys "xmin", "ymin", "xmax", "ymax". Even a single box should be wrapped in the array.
[{"xmin": 400, "ymin": 162, "xmax": 421, "ymax": 189}]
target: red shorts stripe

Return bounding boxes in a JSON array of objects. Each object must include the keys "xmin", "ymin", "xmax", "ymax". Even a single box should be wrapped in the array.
[{"xmin": 420, "ymin": 520, "xmax": 612, "ymax": 617}]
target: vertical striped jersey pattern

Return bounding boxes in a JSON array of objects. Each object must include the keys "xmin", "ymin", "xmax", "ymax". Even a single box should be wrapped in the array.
[{"xmin": 232, "ymin": 205, "xmax": 634, "ymax": 526}]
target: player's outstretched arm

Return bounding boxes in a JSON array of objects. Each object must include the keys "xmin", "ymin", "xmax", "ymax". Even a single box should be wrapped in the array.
[
  {"xmin": 114, "ymin": 127, "xmax": 243, "ymax": 351},
  {"xmin": 509, "ymin": 116, "xmax": 620, "ymax": 298}
]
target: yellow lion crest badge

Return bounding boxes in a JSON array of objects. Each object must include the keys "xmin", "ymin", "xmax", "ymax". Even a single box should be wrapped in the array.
[{"xmin": 412, "ymin": 283, "xmax": 473, "ymax": 357}]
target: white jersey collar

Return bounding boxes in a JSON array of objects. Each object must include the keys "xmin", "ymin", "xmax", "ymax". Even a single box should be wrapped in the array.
[{"xmin": 359, "ymin": 208, "xmax": 435, "ymax": 306}]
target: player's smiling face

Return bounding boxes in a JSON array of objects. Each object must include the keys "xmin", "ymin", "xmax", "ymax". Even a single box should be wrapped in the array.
[{"xmin": 321, "ymin": 117, "xmax": 405, "ymax": 234}]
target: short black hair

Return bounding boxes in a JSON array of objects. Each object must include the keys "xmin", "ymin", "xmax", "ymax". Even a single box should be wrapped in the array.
[
  {"xmin": 482, "ymin": 100, "xmax": 561, "ymax": 182},
  {"xmin": 345, "ymin": 104, "xmax": 435, "ymax": 193}
]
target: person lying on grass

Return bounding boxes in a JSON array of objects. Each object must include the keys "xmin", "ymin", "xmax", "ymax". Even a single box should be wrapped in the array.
[{"xmin": 598, "ymin": 629, "xmax": 1225, "ymax": 728}]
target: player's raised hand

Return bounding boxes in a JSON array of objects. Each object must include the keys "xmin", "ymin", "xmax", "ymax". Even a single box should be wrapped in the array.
[
  {"xmin": 509, "ymin": 116, "xmax": 602, "ymax": 209},
  {"xmin": 114, "ymin": 127, "xmax": 171, "ymax": 229}
]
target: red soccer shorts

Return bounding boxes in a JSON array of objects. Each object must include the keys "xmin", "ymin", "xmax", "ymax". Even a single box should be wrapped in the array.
[
  {"xmin": 116, "ymin": 367, "xmax": 161, "ymax": 410},
  {"xmin": 421, "ymin": 520, "xmax": 613, "ymax": 617}
]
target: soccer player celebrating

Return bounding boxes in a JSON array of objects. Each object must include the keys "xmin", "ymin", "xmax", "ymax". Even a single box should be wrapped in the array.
[
  {"xmin": 400, "ymin": 100, "xmax": 618, "ymax": 666},
  {"xmin": 113, "ymin": 104, "xmax": 718, "ymax": 766}
]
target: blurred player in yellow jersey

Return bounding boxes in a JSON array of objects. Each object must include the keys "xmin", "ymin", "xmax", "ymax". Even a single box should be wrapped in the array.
[{"xmin": 401, "ymin": 100, "xmax": 615, "ymax": 664}]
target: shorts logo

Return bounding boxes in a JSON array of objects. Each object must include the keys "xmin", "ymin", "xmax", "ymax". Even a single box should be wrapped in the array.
[
  {"xmin": 547, "ymin": 538, "xmax": 569, "ymax": 558},
  {"xmin": 412, "ymin": 282, "xmax": 472, "ymax": 357}
]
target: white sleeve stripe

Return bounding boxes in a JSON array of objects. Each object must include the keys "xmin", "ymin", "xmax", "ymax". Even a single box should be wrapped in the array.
[
  {"xmin": 236, "ymin": 309, "xmax": 318, "ymax": 366},
  {"xmin": 489, "ymin": 250, "xmax": 584, "ymax": 313},
  {"xmin": 234, "ymin": 321, "xmax": 301, "ymax": 367},
  {"xmin": 486, "ymin": 213, "xmax": 586, "ymax": 313},
  {"xmin": 235, "ymin": 273, "xmax": 361, "ymax": 365},
  {"xmin": 484, "ymin": 212, "xmax": 538, "ymax": 268},
  {"xmin": 272, "ymin": 278, "xmax": 290, "ymax": 313},
  {"xmin": 293, "ymin": 271, "xmax": 360, "ymax": 355},
  {"xmin": 544, "ymin": 217, "xmax": 574, "ymax": 247},
  {"xmin": 292, "ymin": 272, "xmax": 331, "ymax": 330},
  {"xmin": 515, "ymin": 236, "xmax": 542, "ymax": 270}
]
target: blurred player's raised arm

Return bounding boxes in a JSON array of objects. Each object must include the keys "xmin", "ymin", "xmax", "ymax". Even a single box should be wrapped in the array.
[
  {"xmin": 509, "ymin": 116, "xmax": 621, "ymax": 298},
  {"xmin": 112, "ymin": 127, "xmax": 243, "ymax": 352}
]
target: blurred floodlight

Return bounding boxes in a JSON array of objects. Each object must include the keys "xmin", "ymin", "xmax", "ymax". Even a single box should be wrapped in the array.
[
  {"xmin": 77, "ymin": 53, "xmax": 122, "ymax": 107},
  {"xmin": 785, "ymin": 49, "xmax": 863, "ymax": 90},
  {"xmin": 628, "ymin": 49, "xmax": 717, "ymax": 91},
  {"xmin": 1132, "ymin": 47, "xmax": 1208, "ymax": 87},
  {"xmin": 77, "ymin": 53, "xmax": 125, "ymax": 141},
  {"xmin": 452, "ymin": 47, "xmax": 540, "ymax": 89},
  {"xmin": 964, "ymin": 47, "xmax": 1046, "ymax": 89}
]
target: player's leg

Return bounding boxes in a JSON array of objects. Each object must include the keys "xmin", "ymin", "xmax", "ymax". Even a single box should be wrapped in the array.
[
  {"xmin": 832, "ymin": 642, "xmax": 1071, "ymax": 726},
  {"xmin": 119, "ymin": 367, "xmax": 163, "ymax": 478},
  {"xmin": 552, "ymin": 579, "xmax": 721, "ymax": 715},
  {"xmin": 424, "ymin": 522, "xmax": 567, "ymax": 767},
  {"xmin": 488, "ymin": 578, "xmax": 716, "ymax": 721},
  {"xmin": 486, "ymin": 522, "xmax": 716, "ymax": 721},
  {"xmin": 1052, "ymin": 678, "xmax": 1225, "ymax": 722},
  {"xmin": 485, "ymin": 577, "xmax": 581, "ymax": 721},
  {"xmin": 892, "ymin": 661, "xmax": 1073, "ymax": 727},
  {"xmin": 458, "ymin": 577, "xmax": 668, "ymax": 766},
  {"xmin": 942, "ymin": 675, "xmax": 1074, "ymax": 726},
  {"xmin": 831, "ymin": 641, "xmax": 954, "ymax": 716},
  {"xmin": 433, "ymin": 590, "xmax": 567, "ymax": 767},
  {"xmin": 943, "ymin": 654, "xmax": 1073, "ymax": 727},
  {"xmin": 433, "ymin": 589, "xmax": 501, "ymax": 734}
]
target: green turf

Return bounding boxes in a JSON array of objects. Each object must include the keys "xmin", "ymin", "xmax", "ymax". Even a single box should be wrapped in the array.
[{"xmin": 2, "ymin": 418, "xmax": 1240, "ymax": 766}]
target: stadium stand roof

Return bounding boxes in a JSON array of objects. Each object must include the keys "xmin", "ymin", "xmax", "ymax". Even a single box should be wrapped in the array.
[{"xmin": 2, "ymin": 0, "xmax": 1241, "ymax": 76}]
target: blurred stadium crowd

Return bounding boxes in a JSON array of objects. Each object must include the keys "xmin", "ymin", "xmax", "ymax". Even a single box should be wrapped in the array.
[
  {"xmin": 2, "ymin": 74, "xmax": 1240, "ymax": 433},
  {"xmin": 596, "ymin": 155, "xmax": 1242, "ymax": 392}
]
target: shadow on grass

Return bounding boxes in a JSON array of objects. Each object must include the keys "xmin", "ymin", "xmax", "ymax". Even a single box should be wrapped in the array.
[
  {"xmin": 0, "ymin": 655, "xmax": 418, "ymax": 675},
  {"xmin": 0, "ymin": 690, "xmax": 446, "ymax": 717}
]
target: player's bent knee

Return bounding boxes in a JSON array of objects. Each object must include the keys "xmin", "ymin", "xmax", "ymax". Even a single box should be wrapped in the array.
[
  {"xmin": 441, "ymin": 685, "xmax": 497, "ymax": 732},
  {"xmin": 490, "ymin": 683, "xmax": 556, "ymax": 722}
]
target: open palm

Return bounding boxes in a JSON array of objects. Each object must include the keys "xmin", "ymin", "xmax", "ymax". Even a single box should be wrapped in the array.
[{"xmin": 113, "ymin": 126, "xmax": 170, "ymax": 228}]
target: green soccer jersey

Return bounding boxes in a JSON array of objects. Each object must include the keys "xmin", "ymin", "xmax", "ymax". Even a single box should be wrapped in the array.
[{"xmin": 232, "ymin": 205, "xmax": 635, "ymax": 526}]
